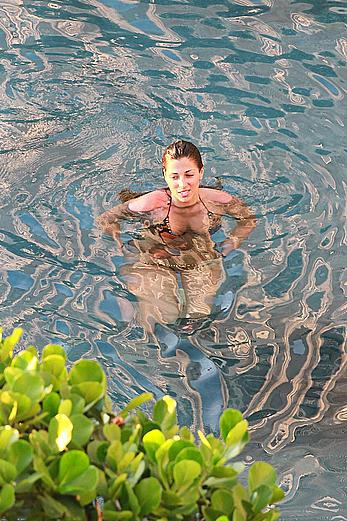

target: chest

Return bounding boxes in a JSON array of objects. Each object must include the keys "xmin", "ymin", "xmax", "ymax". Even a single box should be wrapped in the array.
[{"xmin": 155, "ymin": 204, "xmax": 211, "ymax": 234}]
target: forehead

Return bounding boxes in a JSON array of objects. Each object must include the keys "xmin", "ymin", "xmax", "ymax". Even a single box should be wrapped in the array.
[{"xmin": 164, "ymin": 156, "xmax": 199, "ymax": 173}]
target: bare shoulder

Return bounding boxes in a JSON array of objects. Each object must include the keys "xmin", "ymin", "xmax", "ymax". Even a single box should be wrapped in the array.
[
  {"xmin": 200, "ymin": 187, "xmax": 238, "ymax": 204},
  {"xmin": 128, "ymin": 189, "xmax": 168, "ymax": 212},
  {"xmin": 201, "ymin": 187, "xmax": 255, "ymax": 220}
]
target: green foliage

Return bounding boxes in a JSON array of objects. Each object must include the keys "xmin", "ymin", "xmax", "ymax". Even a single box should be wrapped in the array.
[{"xmin": 0, "ymin": 327, "xmax": 284, "ymax": 520}]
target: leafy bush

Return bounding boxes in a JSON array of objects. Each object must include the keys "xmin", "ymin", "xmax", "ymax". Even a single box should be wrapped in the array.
[{"xmin": 0, "ymin": 327, "xmax": 284, "ymax": 520}]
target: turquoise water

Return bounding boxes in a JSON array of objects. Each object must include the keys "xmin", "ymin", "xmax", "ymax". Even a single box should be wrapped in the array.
[{"xmin": 0, "ymin": 0, "xmax": 346, "ymax": 518}]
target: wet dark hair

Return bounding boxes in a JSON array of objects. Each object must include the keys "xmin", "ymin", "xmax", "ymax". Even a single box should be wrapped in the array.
[{"xmin": 162, "ymin": 140, "xmax": 203, "ymax": 172}]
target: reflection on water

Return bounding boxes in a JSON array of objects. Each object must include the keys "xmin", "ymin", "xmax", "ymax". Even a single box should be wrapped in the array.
[{"xmin": 0, "ymin": 0, "xmax": 346, "ymax": 518}]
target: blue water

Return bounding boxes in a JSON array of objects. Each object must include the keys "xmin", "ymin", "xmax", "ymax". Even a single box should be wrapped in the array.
[{"xmin": 0, "ymin": 0, "xmax": 346, "ymax": 518}]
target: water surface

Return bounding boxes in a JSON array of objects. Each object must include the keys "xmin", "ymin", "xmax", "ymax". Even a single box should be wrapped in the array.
[{"xmin": 0, "ymin": 0, "xmax": 346, "ymax": 518}]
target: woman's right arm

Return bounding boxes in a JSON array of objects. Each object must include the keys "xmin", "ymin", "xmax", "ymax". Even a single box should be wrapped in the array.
[
  {"xmin": 97, "ymin": 202, "xmax": 132, "ymax": 252},
  {"xmin": 97, "ymin": 190, "xmax": 167, "ymax": 246}
]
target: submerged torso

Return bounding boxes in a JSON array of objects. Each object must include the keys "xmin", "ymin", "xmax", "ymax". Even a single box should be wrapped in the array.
[{"xmin": 125, "ymin": 189, "xmax": 223, "ymax": 270}]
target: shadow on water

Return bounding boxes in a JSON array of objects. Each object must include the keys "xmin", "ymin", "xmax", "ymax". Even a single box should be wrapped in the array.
[{"xmin": 0, "ymin": 0, "xmax": 346, "ymax": 518}]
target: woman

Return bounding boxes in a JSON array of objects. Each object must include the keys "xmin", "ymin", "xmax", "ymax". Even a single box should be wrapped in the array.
[{"xmin": 98, "ymin": 140, "xmax": 256, "ymax": 333}]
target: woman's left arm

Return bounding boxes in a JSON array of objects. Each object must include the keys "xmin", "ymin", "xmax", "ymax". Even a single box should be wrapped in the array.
[{"xmin": 212, "ymin": 191, "xmax": 256, "ymax": 256}]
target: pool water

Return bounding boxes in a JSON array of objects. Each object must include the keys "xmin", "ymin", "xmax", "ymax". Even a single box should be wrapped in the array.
[{"xmin": 0, "ymin": 0, "xmax": 346, "ymax": 518}]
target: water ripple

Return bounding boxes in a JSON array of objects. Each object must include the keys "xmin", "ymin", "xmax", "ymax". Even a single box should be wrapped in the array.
[{"xmin": 0, "ymin": 1, "xmax": 346, "ymax": 518}]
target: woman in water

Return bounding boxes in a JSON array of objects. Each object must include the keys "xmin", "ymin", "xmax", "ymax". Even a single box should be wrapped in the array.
[{"xmin": 98, "ymin": 140, "xmax": 256, "ymax": 334}]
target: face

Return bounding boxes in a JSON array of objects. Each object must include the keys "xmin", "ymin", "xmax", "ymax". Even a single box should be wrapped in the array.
[{"xmin": 163, "ymin": 156, "xmax": 204, "ymax": 206}]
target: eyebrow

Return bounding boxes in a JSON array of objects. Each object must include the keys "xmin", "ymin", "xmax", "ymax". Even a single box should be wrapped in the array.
[{"xmin": 170, "ymin": 169, "xmax": 193, "ymax": 175}]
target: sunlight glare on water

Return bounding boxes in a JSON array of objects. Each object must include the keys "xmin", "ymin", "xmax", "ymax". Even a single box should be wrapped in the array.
[{"xmin": 0, "ymin": 0, "xmax": 346, "ymax": 518}]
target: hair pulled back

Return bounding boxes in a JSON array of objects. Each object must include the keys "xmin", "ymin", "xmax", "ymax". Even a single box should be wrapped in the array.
[{"xmin": 162, "ymin": 140, "xmax": 203, "ymax": 172}]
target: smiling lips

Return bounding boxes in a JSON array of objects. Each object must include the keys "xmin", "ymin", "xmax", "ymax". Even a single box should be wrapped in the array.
[{"xmin": 179, "ymin": 190, "xmax": 190, "ymax": 198}]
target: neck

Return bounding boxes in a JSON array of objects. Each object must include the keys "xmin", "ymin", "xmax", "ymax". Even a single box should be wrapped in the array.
[{"xmin": 172, "ymin": 198, "xmax": 200, "ymax": 209}]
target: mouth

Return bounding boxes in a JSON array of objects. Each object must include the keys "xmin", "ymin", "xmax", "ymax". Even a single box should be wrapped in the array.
[{"xmin": 178, "ymin": 190, "xmax": 190, "ymax": 198}]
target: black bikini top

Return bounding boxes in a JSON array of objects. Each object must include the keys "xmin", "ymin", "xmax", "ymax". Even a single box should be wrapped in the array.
[{"xmin": 157, "ymin": 189, "xmax": 215, "ymax": 236}]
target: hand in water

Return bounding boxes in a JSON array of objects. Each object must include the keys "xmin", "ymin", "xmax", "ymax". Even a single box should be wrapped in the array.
[{"xmin": 216, "ymin": 236, "xmax": 240, "ymax": 257}]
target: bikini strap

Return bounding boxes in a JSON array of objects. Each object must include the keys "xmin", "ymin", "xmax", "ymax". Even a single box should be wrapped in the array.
[
  {"xmin": 162, "ymin": 189, "xmax": 173, "ymax": 232},
  {"xmin": 199, "ymin": 195, "xmax": 214, "ymax": 219}
]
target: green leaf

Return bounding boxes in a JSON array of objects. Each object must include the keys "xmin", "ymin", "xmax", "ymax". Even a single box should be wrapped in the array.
[
  {"xmin": 58, "ymin": 450, "xmax": 89, "ymax": 485},
  {"xmin": 48, "ymin": 414, "xmax": 73, "ymax": 452},
  {"xmin": 162, "ymin": 489, "xmax": 181, "ymax": 506},
  {"xmin": 96, "ymin": 468, "xmax": 108, "ymax": 498},
  {"xmin": 270, "ymin": 485, "xmax": 285, "ymax": 504},
  {"xmin": 29, "ymin": 430, "xmax": 52, "ymax": 460},
  {"xmin": 143, "ymin": 429, "xmax": 165, "ymax": 462},
  {"xmin": 0, "ymin": 426, "xmax": 19, "ymax": 457},
  {"xmin": 0, "ymin": 390, "xmax": 34, "ymax": 423},
  {"xmin": 58, "ymin": 399, "xmax": 72, "ymax": 417},
  {"xmin": 205, "ymin": 466, "xmax": 239, "ymax": 490},
  {"xmin": 179, "ymin": 426, "xmax": 194, "ymax": 441},
  {"xmin": 8, "ymin": 440, "xmax": 33, "ymax": 475},
  {"xmin": 120, "ymin": 482, "xmax": 140, "ymax": 515},
  {"xmin": 103, "ymin": 423, "xmax": 121, "ymax": 442},
  {"xmin": 103, "ymin": 503, "xmax": 133, "ymax": 521},
  {"xmin": 15, "ymin": 472, "xmax": 41, "ymax": 493},
  {"xmin": 232, "ymin": 484, "xmax": 248, "ymax": 520},
  {"xmin": 225, "ymin": 420, "xmax": 249, "ymax": 459},
  {"xmin": 226, "ymin": 420, "xmax": 248, "ymax": 447},
  {"xmin": 232, "ymin": 508, "xmax": 246, "ymax": 521},
  {"xmin": 168, "ymin": 439, "xmax": 195, "ymax": 461},
  {"xmin": 70, "ymin": 414, "xmax": 94, "ymax": 447},
  {"xmin": 119, "ymin": 392, "xmax": 153, "ymax": 417},
  {"xmin": 175, "ymin": 447, "xmax": 203, "ymax": 466},
  {"xmin": 70, "ymin": 393, "xmax": 85, "ymax": 414},
  {"xmin": 69, "ymin": 359, "xmax": 106, "ymax": 386},
  {"xmin": 135, "ymin": 477, "xmax": 162, "ymax": 515},
  {"xmin": 0, "ymin": 459, "xmax": 17, "ymax": 484},
  {"xmin": 1, "ymin": 329, "xmax": 22, "ymax": 361},
  {"xmin": 87, "ymin": 440, "xmax": 109, "ymax": 464},
  {"xmin": 11, "ymin": 350, "xmax": 38, "ymax": 371},
  {"xmin": 0, "ymin": 484, "xmax": 15, "ymax": 515},
  {"xmin": 108, "ymin": 473, "xmax": 127, "ymax": 498},
  {"xmin": 118, "ymin": 452, "xmax": 136, "ymax": 472},
  {"xmin": 153, "ymin": 395, "xmax": 177, "ymax": 432},
  {"xmin": 2, "ymin": 367, "xmax": 22, "ymax": 388},
  {"xmin": 71, "ymin": 382, "xmax": 105, "ymax": 409},
  {"xmin": 220, "ymin": 409, "xmax": 244, "ymax": 442},
  {"xmin": 211, "ymin": 466, "xmax": 239, "ymax": 479},
  {"xmin": 248, "ymin": 462, "xmax": 277, "ymax": 493},
  {"xmin": 128, "ymin": 458, "xmax": 145, "ymax": 487},
  {"xmin": 59, "ymin": 466, "xmax": 98, "ymax": 496},
  {"xmin": 216, "ymin": 517, "xmax": 230, "ymax": 521},
  {"xmin": 211, "ymin": 489, "xmax": 234, "ymax": 514},
  {"xmin": 77, "ymin": 487, "xmax": 97, "ymax": 506},
  {"xmin": 38, "ymin": 493, "xmax": 69, "ymax": 518},
  {"xmin": 106, "ymin": 440, "xmax": 123, "ymax": 472},
  {"xmin": 204, "ymin": 476, "xmax": 237, "ymax": 490},
  {"xmin": 202, "ymin": 506, "xmax": 226, "ymax": 521},
  {"xmin": 33, "ymin": 456, "xmax": 56, "ymax": 490},
  {"xmin": 198, "ymin": 429, "xmax": 212, "ymax": 448},
  {"xmin": 41, "ymin": 355, "xmax": 67, "ymax": 388},
  {"xmin": 42, "ymin": 392, "xmax": 60, "ymax": 422},
  {"xmin": 173, "ymin": 459, "xmax": 201, "ymax": 492},
  {"xmin": 11, "ymin": 372, "xmax": 45, "ymax": 403},
  {"xmin": 251, "ymin": 484, "xmax": 273, "ymax": 513},
  {"xmin": 42, "ymin": 344, "xmax": 66, "ymax": 360}
]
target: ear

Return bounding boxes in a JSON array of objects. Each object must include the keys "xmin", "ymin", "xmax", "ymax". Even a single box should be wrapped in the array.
[{"xmin": 199, "ymin": 167, "xmax": 204, "ymax": 180}]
